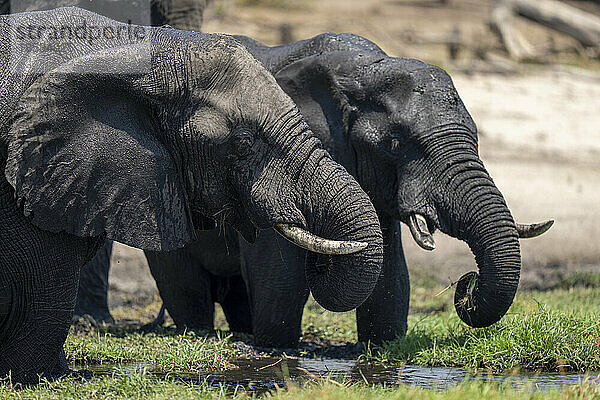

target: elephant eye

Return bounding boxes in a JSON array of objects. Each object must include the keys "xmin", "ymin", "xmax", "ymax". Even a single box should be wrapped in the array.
[
  {"xmin": 232, "ymin": 126, "xmax": 255, "ymax": 159},
  {"xmin": 236, "ymin": 138, "xmax": 254, "ymax": 158}
]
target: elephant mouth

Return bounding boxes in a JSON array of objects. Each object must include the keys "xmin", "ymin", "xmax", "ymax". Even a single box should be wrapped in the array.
[
  {"xmin": 222, "ymin": 208, "xmax": 369, "ymax": 256},
  {"xmin": 214, "ymin": 207, "xmax": 258, "ymax": 244},
  {"xmin": 407, "ymin": 213, "xmax": 437, "ymax": 251},
  {"xmin": 396, "ymin": 208, "xmax": 439, "ymax": 251},
  {"xmin": 400, "ymin": 208, "xmax": 553, "ymax": 251}
]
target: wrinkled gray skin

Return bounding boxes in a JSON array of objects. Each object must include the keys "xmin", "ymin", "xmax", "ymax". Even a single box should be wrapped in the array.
[
  {"xmin": 148, "ymin": 32, "xmax": 523, "ymax": 347},
  {"xmin": 0, "ymin": 10, "xmax": 383, "ymax": 383},
  {"xmin": 0, "ymin": 0, "xmax": 206, "ymax": 324}
]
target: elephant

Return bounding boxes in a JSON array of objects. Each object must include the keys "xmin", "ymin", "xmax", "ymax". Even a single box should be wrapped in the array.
[
  {"xmin": 0, "ymin": 9, "xmax": 385, "ymax": 383},
  {"xmin": 0, "ymin": 0, "xmax": 208, "ymax": 325},
  {"xmin": 139, "ymin": 32, "xmax": 552, "ymax": 347},
  {"xmin": 0, "ymin": 0, "xmax": 206, "ymax": 30}
]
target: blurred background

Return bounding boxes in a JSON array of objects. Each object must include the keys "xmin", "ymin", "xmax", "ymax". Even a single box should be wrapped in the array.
[{"xmin": 109, "ymin": 0, "xmax": 600, "ymax": 317}]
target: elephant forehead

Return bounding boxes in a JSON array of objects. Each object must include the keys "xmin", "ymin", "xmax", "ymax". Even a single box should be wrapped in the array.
[
  {"xmin": 403, "ymin": 68, "xmax": 477, "ymax": 134},
  {"xmin": 409, "ymin": 67, "xmax": 463, "ymax": 107}
]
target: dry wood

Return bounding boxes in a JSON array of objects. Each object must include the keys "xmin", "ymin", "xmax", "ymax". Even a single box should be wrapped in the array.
[
  {"xmin": 492, "ymin": 0, "xmax": 600, "ymax": 60},
  {"xmin": 491, "ymin": 2, "xmax": 536, "ymax": 60}
]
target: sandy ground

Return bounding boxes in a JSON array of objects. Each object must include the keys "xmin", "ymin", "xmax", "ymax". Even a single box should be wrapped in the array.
[{"xmin": 107, "ymin": 0, "xmax": 600, "ymax": 309}]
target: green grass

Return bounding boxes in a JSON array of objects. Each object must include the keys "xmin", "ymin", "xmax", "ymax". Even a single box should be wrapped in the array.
[
  {"xmin": 301, "ymin": 285, "xmax": 600, "ymax": 373},
  {"xmin": 377, "ymin": 305, "xmax": 600, "ymax": 372},
  {"xmin": 3, "ymin": 275, "xmax": 600, "ymax": 398},
  {"xmin": 550, "ymin": 272, "xmax": 600, "ymax": 290},
  {"xmin": 2, "ymin": 376, "xmax": 600, "ymax": 400},
  {"xmin": 0, "ymin": 372, "xmax": 229, "ymax": 399},
  {"xmin": 270, "ymin": 381, "xmax": 600, "ymax": 400},
  {"xmin": 65, "ymin": 329, "xmax": 235, "ymax": 372}
]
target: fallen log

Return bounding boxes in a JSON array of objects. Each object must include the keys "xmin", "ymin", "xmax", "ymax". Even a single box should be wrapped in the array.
[
  {"xmin": 492, "ymin": 0, "xmax": 600, "ymax": 60},
  {"xmin": 491, "ymin": 2, "xmax": 536, "ymax": 60}
]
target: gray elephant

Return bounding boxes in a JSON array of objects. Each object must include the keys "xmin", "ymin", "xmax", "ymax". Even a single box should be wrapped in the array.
[
  {"xmin": 0, "ymin": 9, "xmax": 384, "ymax": 383},
  {"xmin": 0, "ymin": 0, "xmax": 208, "ymax": 324},
  {"xmin": 142, "ymin": 33, "xmax": 552, "ymax": 347},
  {"xmin": 0, "ymin": 0, "xmax": 206, "ymax": 29}
]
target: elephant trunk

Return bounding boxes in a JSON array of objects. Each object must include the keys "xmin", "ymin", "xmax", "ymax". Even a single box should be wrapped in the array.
[
  {"xmin": 241, "ymin": 111, "xmax": 383, "ymax": 313},
  {"xmin": 434, "ymin": 149, "xmax": 521, "ymax": 328},
  {"xmin": 300, "ymin": 156, "xmax": 383, "ymax": 313}
]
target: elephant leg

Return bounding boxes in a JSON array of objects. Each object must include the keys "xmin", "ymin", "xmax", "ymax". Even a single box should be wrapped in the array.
[
  {"xmin": 145, "ymin": 247, "xmax": 215, "ymax": 331},
  {"xmin": 74, "ymin": 240, "xmax": 114, "ymax": 323},
  {"xmin": 0, "ymin": 179, "xmax": 100, "ymax": 383},
  {"xmin": 152, "ymin": 0, "xmax": 206, "ymax": 31},
  {"xmin": 356, "ymin": 217, "xmax": 409, "ymax": 344},
  {"xmin": 217, "ymin": 275, "xmax": 252, "ymax": 334},
  {"xmin": 239, "ymin": 229, "xmax": 309, "ymax": 348}
]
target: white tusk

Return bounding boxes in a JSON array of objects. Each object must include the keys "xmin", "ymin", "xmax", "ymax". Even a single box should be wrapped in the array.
[
  {"xmin": 408, "ymin": 213, "xmax": 436, "ymax": 251},
  {"xmin": 516, "ymin": 220, "xmax": 554, "ymax": 239},
  {"xmin": 275, "ymin": 224, "xmax": 368, "ymax": 255}
]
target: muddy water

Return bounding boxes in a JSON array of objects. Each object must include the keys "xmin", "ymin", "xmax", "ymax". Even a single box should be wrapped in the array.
[{"xmin": 79, "ymin": 356, "xmax": 598, "ymax": 393}]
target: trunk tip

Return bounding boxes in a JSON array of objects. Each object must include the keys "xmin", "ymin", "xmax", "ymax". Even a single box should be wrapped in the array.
[{"xmin": 454, "ymin": 270, "xmax": 517, "ymax": 328}]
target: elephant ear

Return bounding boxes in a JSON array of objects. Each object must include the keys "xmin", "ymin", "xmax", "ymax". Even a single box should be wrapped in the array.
[
  {"xmin": 273, "ymin": 51, "xmax": 374, "ymax": 175},
  {"xmin": 4, "ymin": 46, "xmax": 196, "ymax": 251}
]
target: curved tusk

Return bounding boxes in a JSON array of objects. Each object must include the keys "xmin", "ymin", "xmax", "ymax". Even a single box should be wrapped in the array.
[
  {"xmin": 408, "ymin": 213, "xmax": 436, "ymax": 251},
  {"xmin": 516, "ymin": 220, "xmax": 554, "ymax": 239},
  {"xmin": 275, "ymin": 224, "xmax": 368, "ymax": 255}
]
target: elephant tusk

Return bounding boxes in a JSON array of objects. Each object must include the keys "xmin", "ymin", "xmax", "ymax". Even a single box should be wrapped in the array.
[
  {"xmin": 274, "ymin": 224, "xmax": 368, "ymax": 255},
  {"xmin": 516, "ymin": 220, "xmax": 554, "ymax": 239},
  {"xmin": 408, "ymin": 213, "xmax": 436, "ymax": 251}
]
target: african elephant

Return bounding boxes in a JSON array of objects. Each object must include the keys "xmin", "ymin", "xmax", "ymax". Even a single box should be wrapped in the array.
[
  {"xmin": 0, "ymin": 10, "xmax": 384, "ymax": 383},
  {"xmin": 0, "ymin": 0, "xmax": 206, "ymax": 30},
  {"xmin": 143, "ymin": 33, "xmax": 551, "ymax": 347},
  {"xmin": 0, "ymin": 0, "xmax": 207, "ymax": 324}
]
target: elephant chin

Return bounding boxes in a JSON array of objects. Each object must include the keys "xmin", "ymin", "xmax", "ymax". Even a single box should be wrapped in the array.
[{"xmin": 222, "ymin": 211, "xmax": 257, "ymax": 244}]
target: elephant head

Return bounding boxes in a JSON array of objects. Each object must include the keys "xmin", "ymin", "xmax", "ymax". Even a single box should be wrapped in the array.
[
  {"xmin": 273, "ymin": 50, "xmax": 550, "ymax": 327},
  {"xmin": 1, "ymin": 9, "xmax": 382, "ymax": 312}
]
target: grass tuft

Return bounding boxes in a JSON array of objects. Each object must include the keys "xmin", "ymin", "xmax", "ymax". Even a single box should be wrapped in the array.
[
  {"xmin": 65, "ymin": 330, "xmax": 235, "ymax": 372},
  {"xmin": 3, "ymin": 374, "xmax": 600, "ymax": 400},
  {"xmin": 377, "ymin": 304, "xmax": 600, "ymax": 372}
]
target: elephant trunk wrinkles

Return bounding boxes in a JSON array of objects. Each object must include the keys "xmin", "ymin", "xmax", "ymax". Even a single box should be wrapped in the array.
[
  {"xmin": 432, "ymin": 137, "xmax": 521, "ymax": 328},
  {"xmin": 456, "ymin": 189, "xmax": 520, "ymax": 327},
  {"xmin": 300, "ymin": 156, "xmax": 383, "ymax": 313}
]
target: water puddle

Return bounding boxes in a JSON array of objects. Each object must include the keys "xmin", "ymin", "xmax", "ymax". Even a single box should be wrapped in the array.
[{"xmin": 80, "ymin": 357, "xmax": 598, "ymax": 393}]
